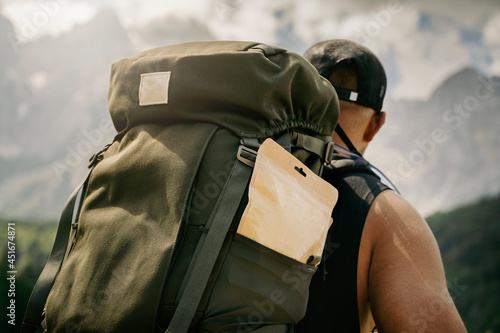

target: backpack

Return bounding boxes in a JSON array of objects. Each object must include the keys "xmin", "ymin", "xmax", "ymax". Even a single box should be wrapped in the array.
[{"xmin": 22, "ymin": 41, "xmax": 340, "ymax": 333}]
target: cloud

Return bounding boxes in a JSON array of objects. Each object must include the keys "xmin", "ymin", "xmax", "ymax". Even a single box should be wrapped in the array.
[
  {"xmin": 483, "ymin": 12, "xmax": 500, "ymax": 75},
  {"xmin": 483, "ymin": 12, "xmax": 500, "ymax": 46},
  {"xmin": 381, "ymin": 10, "xmax": 471, "ymax": 99},
  {"xmin": 205, "ymin": 0, "xmax": 284, "ymax": 43},
  {"xmin": 489, "ymin": 49, "xmax": 500, "ymax": 76},
  {"xmin": 2, "ymin": 0, "xmax": 98, "ymax": 40},
  {"xmin": 294, "ymin": 0, "xmax": 497, "ymax": 100},
  {"xmin": 285, "ymin": 0, "xmax": 475, "ymax": 99},
  {"xmin": 107, "ymin": 0, "xmax": 212, "ymax": 28},
  {"xmin": 2, "ymin": 0, "xmax": 499, "ymax": 99}
]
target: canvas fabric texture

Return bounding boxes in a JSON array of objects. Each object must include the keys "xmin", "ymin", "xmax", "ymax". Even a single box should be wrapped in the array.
[{"xmin": 32, "ymin": 41, "xmax": 340, "ymax": 333}]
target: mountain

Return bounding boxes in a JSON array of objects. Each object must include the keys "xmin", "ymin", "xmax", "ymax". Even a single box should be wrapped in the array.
[
  {"xmin": 0, "ymin": 9, "xmax": 134, "ymax": 219},
  {"xmin": 366, "ymin": 67, "xmax": 500, "ymax": 215},
  {"xmin": 0, "ymin": 9, "xmax": 499, "ymax": 219},
  {"xmin": 15, "ymin": 8, "xmax": 134, "ymax": 158},
  {"xmin": 0, "ymin": 14, "xmax": 31, "ymax": 161}
]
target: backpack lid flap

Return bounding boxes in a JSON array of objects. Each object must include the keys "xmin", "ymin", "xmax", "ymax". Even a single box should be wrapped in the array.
[{"xmin": 108, "ymin": 41, "xmax": 339, "ymax": 140}]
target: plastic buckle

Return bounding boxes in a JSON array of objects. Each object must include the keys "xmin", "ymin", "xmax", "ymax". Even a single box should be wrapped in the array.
[
  {"xmin": 324, "ymin": 141, "xmax": 335, "ymax": 166},
  {"xmin": 237, "ymin": 145, "xmax": 258, "ymax": 168}
]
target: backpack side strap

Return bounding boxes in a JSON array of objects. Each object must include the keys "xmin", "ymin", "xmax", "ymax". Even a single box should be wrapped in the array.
[
  {"xmin": 290, "ymin": 132, "xmax": 334, "ymax": 164},
  {"xmin": 21, "ymin": 167, "xmax": 95, "ymax": 333},
  {"xmin": 166, "ymin": 151, "xmax": 254, "ymax": 333}
]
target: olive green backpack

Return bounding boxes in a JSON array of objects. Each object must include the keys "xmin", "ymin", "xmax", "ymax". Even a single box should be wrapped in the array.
[{"xmin": 22, "ymin": 41, "xmax": 339, "ymax": 333}]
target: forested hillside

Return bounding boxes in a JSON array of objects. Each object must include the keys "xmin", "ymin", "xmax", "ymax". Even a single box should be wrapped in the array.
[
  {"xmin": 427, "ymin": 195, "xmax": 500, "ymax": 333},
  {"xmin": 1, "ymin": 195, "xmax": 499, "ymax": 332},
  {"xmin": 0, "ymin": 219, "xmax": 56, "ymax": 333}
]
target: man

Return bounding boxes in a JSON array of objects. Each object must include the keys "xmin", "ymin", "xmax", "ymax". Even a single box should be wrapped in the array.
[{"xmin": 296, "ymin": 40, "xmax": 466, "ymax": 332}]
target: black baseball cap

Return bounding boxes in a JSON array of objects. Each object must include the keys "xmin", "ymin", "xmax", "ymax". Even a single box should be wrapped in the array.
[{"xmin": 304, "ymin": 39, "xmax": 387, "ymax": 112}]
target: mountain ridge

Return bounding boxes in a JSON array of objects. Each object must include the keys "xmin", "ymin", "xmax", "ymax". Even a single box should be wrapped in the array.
[
  {"xmin": 1, "ymin": 9, "xmax": 498, "ymax": 219},
  {"xmin": 367, "ymin": 66, "xmax": 500, "ymax": 215}
]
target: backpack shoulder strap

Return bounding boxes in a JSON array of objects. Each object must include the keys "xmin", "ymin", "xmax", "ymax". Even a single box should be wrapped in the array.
[
  {"xmin": 21, "ymin": 166, "xmax": 94, "ymax": 333},
  {"xmin": 167, "ymin": 134, "xmax": 293, "ymax": 333},
  {"xmin": 166, "ymin": 147, "xmax": 254, "ymax": 333},
  {"xmin": 324, "ymin": 151, "xmax": 399, "ymax": 194}
]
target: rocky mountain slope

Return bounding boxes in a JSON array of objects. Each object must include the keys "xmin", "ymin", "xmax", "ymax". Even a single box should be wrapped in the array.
[{"xmin": 0, "ymin": 9, "xmax": 498, "ymax": 219}]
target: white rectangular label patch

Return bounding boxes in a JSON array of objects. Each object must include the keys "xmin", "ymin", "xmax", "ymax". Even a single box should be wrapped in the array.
[{"xmin": 139, "ymin": 71, "xmax": 171, "ymax": 106}]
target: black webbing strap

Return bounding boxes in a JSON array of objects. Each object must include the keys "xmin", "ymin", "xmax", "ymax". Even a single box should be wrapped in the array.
[
  {"xmin": 166, "ymin": 158, "xmax": 253, "ymax": 333},
  {"xmin": 21, "ymin": 167, "xmax": 94, "ymax": 333},
  {"xmin": 291, "ymin": 133, "xmax": 325, "ymax": 158},
  {"xmin": 334, "ymin": 125, "xmax": 362, "ymax": 156},
  {"xmin": 275, "ymin": 131, "xmax": 291, "ymax": 153},
  {"xmin": 290, "ymin": 132, "xmax": 337, "ymax": 167}
]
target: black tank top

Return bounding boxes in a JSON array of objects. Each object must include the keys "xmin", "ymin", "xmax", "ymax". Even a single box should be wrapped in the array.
[{"xmin": 295, "ymin": 159, "xmax": 389, "ymax": 332}]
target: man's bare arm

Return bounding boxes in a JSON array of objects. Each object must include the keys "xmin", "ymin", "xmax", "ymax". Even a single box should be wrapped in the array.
[{"xmin": 365, "ymin": 190, "xmax": 466, "ymax": 332}]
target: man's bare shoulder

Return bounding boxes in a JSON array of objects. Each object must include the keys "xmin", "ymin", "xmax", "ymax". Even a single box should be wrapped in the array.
[
  {"xmin": 365, "ymin": 190, "xmax": 434, "ymax": 246},
  {"xmin": 361, "ymin": 190, "xmax": 467, "ymax": 332}
]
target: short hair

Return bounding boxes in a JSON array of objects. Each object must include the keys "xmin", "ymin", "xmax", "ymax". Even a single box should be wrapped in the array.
[{"xmin": 327, "ymin": 61, "xmax": 358, "ymax": 92}]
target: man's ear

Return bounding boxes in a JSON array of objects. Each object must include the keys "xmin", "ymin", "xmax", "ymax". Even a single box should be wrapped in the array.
[{"xmin": 364, "ymin": 111, "xmax": 386, "ymax": 143}]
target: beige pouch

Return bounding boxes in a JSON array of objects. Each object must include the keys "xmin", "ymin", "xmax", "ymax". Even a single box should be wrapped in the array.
[{"xmin": 237, "ymin": 138, "xmax": 338, "ymax": 264}]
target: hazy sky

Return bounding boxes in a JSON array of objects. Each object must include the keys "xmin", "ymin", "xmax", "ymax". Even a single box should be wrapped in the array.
[{"xmin": 2, "ymin": 0, "xmax": 499, "ymax": 100}]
